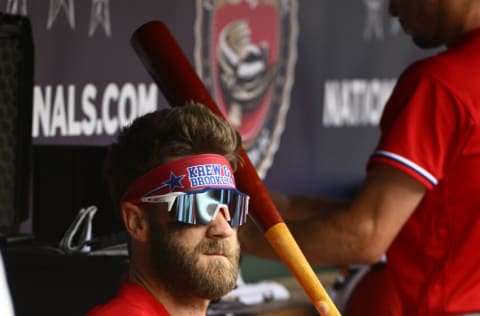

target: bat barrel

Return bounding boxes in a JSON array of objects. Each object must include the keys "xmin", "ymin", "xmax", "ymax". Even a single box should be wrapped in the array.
[{"xmin": 130, "ymin": 20, "xmax": 283, "ymax": 230}]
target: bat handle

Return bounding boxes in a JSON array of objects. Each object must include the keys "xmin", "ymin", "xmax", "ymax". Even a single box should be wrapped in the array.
[{"xmin": 266, "ymin": 223, "xmax": 341, "ymax": 316}]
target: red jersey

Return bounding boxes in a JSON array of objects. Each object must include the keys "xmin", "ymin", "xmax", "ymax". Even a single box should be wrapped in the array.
[
  {"xmin": 367, "ymin": 28, "xmax": 480, "ymax": 315},
  {"xmin": 87, "ymin": 282, "xmax": 170, "ymax": 316}
]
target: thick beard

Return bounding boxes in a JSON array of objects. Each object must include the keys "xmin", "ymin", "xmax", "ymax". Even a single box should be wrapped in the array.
[{"xmin": 149, "ymin": 222, "xmax": 240, "ymax": 300}]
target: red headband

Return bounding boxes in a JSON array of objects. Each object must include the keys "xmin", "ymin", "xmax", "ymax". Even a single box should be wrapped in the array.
[{"xmin": 121, "ymin": 154, "xmax": 236, "ymax": 204}]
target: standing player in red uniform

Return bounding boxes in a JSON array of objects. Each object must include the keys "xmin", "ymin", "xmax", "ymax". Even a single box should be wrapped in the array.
[
  {"xmin": 240, "ymin": 0, "xmax": 480, "ymax": 314},
  {"xmin": 87, "ymin": 103, "xmax": 249, "ymax": 316}
]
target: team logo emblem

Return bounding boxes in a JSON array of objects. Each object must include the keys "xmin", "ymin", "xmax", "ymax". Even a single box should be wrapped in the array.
[{"xmin": 195, "ymin": 0, "xmax": 298, "ymax": 179}]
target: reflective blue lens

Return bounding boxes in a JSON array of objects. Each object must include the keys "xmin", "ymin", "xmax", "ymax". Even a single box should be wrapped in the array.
[{"xmin": 172, "ymin": 188, "xmax": 249, "ymax": 227}]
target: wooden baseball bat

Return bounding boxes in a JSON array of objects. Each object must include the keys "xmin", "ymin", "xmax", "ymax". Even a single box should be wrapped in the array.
[{"xmin": 130, "ymin": 20, "xmax": 340, "ymax": 316}]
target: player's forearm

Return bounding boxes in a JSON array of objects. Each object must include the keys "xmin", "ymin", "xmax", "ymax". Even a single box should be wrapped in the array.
[
  {"xmin": 238, "ymin": 198, "xmax": 362, "ymax": 263},
  {"xmin": 239, "ymin": 193, "xmax": 355, "ymax": 261},
  {"xmin": 285, "ymin": 208, "xmax": 384, "ymax": 266},
  {"xmin": 270, "ymin": 191, "xmax": 350, "ymax": 221}
]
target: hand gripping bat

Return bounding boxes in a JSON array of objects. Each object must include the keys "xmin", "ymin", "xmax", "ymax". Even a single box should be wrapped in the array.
[{"xmin": 130, "ymin": 20, "xmax": 340, "ymax": 316}]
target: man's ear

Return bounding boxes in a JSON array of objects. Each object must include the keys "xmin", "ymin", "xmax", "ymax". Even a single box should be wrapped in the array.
[{"xmin": 121, "ymin": 202, "xmax": 149, "ymax": 242}]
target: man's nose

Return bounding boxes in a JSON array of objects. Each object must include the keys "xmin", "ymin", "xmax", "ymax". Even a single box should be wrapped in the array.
[{"xmin": 208, "ymin": 205, "xmax": 235, "ymax": 238}]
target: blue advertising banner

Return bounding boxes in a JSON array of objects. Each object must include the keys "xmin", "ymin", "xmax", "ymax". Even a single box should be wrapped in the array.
[{"xmin": 1, "ymin": 0, "xmax": 433, "ymax": 195}]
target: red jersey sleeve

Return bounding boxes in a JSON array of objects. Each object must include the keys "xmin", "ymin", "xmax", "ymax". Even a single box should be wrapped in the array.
[{"xmin": 367, "ymin": 63, "xmax": 473, "ymax": 190}]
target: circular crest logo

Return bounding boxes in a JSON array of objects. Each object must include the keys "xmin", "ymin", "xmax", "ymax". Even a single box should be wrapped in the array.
[{"xmin": 195, "ymin": 0, "xmax": 298, "ymax": 179}]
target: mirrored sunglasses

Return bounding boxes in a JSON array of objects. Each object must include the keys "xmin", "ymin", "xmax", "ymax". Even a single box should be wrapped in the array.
[{"xmin": 141, "ymin": 188, "xmax": 250, "ymax": 227}]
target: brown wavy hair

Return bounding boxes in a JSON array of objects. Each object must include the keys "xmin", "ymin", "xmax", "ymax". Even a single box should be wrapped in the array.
[{"xmin": 104, "ymin": 102, "xmax": 242, "ymax": 208}]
